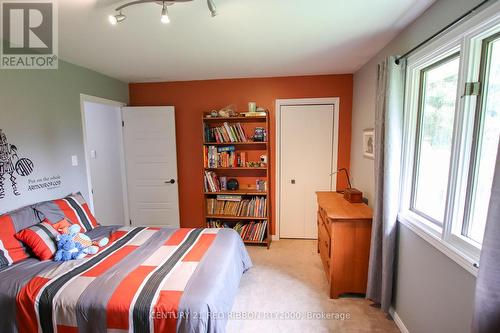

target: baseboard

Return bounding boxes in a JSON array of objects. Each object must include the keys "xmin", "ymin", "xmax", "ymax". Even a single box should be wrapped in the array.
[
  {"xmin": 389, "ymin": 307, "xmax": 409, "ymax": 333},
  {"xmin": 272, "ymin": 235, "xmax": 279, "ymax": 241}
]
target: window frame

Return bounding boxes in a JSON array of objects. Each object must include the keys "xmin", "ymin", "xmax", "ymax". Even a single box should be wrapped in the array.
[
  {"xmin": 399, "ymin": 2, "xmax": 500, "ymax": 276},
  {"xmin": 461, "ymin": 32, "xmax": 500, "ymax": 244}
]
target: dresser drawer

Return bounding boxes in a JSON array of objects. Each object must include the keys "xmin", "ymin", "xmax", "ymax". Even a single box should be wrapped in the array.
[
  {"xmin": 318, "ymin": 217, "xmax": 330, "ymax": 257},
  {"xmin": 318, "ymin": 217, "xmax": 331, "ymax": 279},
  {"xmin": 319, "ymin": 207, "xmax": 330, "ymax": 231}
]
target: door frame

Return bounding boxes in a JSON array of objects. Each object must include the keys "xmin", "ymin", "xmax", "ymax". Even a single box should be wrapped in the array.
[
  {"xmin": 275, "ymin": 97, "xmax": 340, "ymax": 240},
  {"xmin": 79, "ymin": 94, "xmax": 129, "ymax": 226}
]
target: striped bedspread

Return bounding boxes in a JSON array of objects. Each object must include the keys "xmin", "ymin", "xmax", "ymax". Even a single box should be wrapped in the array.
[{"xmin": 0, "ymin": 226, "xmax": 252, "ymax": 333}]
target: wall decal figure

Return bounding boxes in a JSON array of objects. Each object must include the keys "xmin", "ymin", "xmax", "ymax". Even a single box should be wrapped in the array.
[{"xmin": 0, "ymin": 129, "xmax": 34, "ymax": 198}]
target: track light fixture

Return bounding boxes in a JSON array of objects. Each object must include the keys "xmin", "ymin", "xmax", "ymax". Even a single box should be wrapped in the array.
[
  {"xmin": 160, "ymin": 2, "xmax": 170, "ymax": 24},
  {"xmin": 108, "ymin": 0, "xmax": 217, "ymax": 25},
  {"xmin": 108, "ymin": 11, "xmax": 126, "ymax": 25},
  {"xmin": 207, "ymin": 0, "xmax": 217, "ymax": 17}
]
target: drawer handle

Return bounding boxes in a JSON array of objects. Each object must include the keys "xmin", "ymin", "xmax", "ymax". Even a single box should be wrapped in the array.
[{"xmin": 324, "ymin": 240, "xmax": 328, "ymax": 248}]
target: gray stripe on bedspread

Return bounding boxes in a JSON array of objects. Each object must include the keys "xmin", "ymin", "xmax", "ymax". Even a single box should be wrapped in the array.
[
  {"xmin": 76, "ymin": 227, "xmax": 177, "ymax": 333},
  {"xmin": 177, "ymin": 228, "xmax": 252, "ymax": 333},
  {"xmin": 0, "ymin": 258, "xmax": 60, "ymax": 333}
]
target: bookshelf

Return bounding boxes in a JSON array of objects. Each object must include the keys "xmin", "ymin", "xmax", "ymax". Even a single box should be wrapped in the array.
[{"xmin": 202, "ymin": 112, "xmax": 271, "ymax": 249}]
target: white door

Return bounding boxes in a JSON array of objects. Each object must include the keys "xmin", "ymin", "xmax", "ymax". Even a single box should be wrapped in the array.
[
  {"xmin": 83, "ymin": 101, "xmax": 127, "ymax": 226},
  {"xmin": 122, "ymin": 106, "xmax": 180, "ymax": 227},
  {"xmin": 280, "ymin": 104, "xmax": 337, "ymax": 239}
]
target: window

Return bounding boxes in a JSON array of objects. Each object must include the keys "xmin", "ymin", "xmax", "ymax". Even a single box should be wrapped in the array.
[
  {"xmin": 463, "ymin": 35, "xmax": 500, "ymax": 244},
  {"xmin": 412, "ymin": 55, "xmax": 460, "ymax": 224},
  {"xmin": 400, "ymin": 5, "xmax": 500, "ymax": 271}
]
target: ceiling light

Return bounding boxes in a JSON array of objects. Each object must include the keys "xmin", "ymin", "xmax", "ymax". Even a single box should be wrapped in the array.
[
  {"xmin": 108, "ymin": 0, "xmax": 217, "ymax": 26},
  {"xmin": 109, "ymin": 12, "xmax": 126, "ymax": 25},
  {"xmin": 161, "ymin": 2, "xmax": 170, "ymax": 24}
]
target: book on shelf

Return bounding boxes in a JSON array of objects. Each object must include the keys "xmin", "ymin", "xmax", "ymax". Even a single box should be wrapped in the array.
[
  {"xmin": 207, "ymin": 219, "xmax": 268, "ymax": 242},
  {"xmin": 256, "ymin": 179, "xmax": 267, "ymax": 191},
  {"xmin": 206, "ymin": 196, "xmax": 267, "ymax": 217},
  {"xmin": 220, "ymin": 176, "xmax": 227, "ymax": 190},
  {"xmin": 204, "ymin": 171, "xmax": 220, "ymax": 192},
  {"xmin": 216, "ymin": 195, "xmax": 242, "ymax": 201},
  {"xmin": 204, "ymin": 122, "xmax": 249, "ymax": 143},
  {"xmin": 204, "ymin": 145, "xmax": 248, "ymax": 168}
]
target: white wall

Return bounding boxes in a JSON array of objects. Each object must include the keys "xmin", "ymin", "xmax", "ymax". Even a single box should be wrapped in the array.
[
  {"xmin": 350, "ymin": 0, "xmax": 486, "ymax": 332},
  {"xmin": 83, "ymin": 101, "xmax": 126, "ymax": 225}
]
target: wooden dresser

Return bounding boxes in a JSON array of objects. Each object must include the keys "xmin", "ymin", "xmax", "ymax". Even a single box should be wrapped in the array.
[{"xmin": 316, "ymin": 191, "xmax": 373, "ymax": 298}]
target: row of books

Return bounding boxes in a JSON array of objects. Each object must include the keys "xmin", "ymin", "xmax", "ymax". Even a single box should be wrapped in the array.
[
  {"xmin": 234, "ymin": 221, "xmax": 268, "ymax": 242},
  {"xmin": 204, "ymin": 122, "xmax": 249, "ymax": 143},
  {"xmin": 203, "ymin": 145, "xmax": 247, "ymax": 168},
  {"xmin": 207, "ymin": 220, "xmax": 268, "ymax": 242},
  {"xmin": 204, "ymin": 171, "xmax": 221, "ymax": 192},
  {"xmin": 206, "ymin": 196, "xmax": 267, "ymax": 217}
]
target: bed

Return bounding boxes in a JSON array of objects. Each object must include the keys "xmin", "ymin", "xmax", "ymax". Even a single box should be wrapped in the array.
[{"xmin": 0, "ymin": 224, "xmax": 252, "ymax": 333}]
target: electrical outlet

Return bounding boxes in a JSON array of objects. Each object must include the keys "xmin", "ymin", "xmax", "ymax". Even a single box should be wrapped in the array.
[{"xmin": 71, "ymin": 155, "xmax": 78, "ymax": 166}]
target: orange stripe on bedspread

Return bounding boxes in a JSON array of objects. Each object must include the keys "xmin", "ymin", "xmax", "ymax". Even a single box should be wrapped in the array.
[
  {"xmin": 56, "ymin": 325, "xmax": 79, "ymax": 333},
  {"xmin": 82, "ymin": 245, "xmax": 137, "ymax": 277},
  {"xmin": 107, "ymin": 265, "xmax": 155, "ymax": 329},
  {"xmin": 153, "ymin": 290, "xmax": 183, "ymax": 333},
  {"xmin": 165, "ymin": 228, "xmax": 193, "ymax": 246},
  {"xmin": 108, "ymin": 230, "xmax": 128, "ymax": 243},
  {"xmin": 16, "ymin": 276, "xmax": 51, "ymax": 333},
  {"xmin": 183, "ymin": 233, "xmax": 216, "ymax": 262}
]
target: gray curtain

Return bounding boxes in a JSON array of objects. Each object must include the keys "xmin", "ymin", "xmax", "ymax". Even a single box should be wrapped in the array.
[
  {"xmin": 472, "ymin": 142, "xmax": 500, "ymax": 333},
  {"xmin": 366, "ymin": 56, "xmax": 406, "ymax": 312}
]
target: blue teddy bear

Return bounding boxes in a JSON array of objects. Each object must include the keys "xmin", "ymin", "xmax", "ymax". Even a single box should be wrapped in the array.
[
  {"xmin": 54, "ymin": 224, "xmax": 109, "ymax": 262},
  {"xmin": 54, "ymin": 233, "xmax": 86, "ymax": 261}
]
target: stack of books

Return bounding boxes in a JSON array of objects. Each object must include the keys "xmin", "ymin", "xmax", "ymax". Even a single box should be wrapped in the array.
[
  {"xmin": 207, "ymin": 220, "xmax": 268, "ymax": 242},
  {"xmin": 204, "ymin": 171, "xmax": 221, "ymax": 192},
  {"xmin": 206, "ymin": 196, "xmax": 267, "ymax": 217},
  {"xmin": 204, "ymin": 122, "xmax": 248, "ymax": 143},
  {"xmin": 234, "ymin": 221, "xmax": 268, "ymax": 242},
  {"xmin": 204, "ymin": 145, "xmax": 247, "ymax": 168}
]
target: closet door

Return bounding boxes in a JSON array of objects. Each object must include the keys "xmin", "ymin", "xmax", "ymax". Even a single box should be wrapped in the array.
[
  {"xmin": 122, "ymin": 106, "xmax": 180, "ymax": 227},
  {"xmin": 280, "ymin": 104, "xmax": 336, "ymax": 238}
]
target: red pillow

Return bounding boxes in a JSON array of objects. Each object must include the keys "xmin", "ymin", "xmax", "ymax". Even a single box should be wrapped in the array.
[
  {"xmin": 0, "ymin": 214, "xmax": 30, "ymax": 267},
  {"xmin": 15, "ymin": 221, "xmax": 60, "ymax": 260}
]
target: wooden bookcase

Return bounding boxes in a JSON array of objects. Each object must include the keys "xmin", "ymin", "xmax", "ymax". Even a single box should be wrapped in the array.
[{"xmin": 202, "ymin": 113, "xmax": 271, "ymax": 249}]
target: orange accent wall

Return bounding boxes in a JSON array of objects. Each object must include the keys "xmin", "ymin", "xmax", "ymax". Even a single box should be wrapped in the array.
[{"xmin": 129, "ymin": 74, "xmax": 353, "ymax": 234}]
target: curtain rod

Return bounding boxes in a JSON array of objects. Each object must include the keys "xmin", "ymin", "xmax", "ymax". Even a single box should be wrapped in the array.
[{"xmin": 395, "ymin": 0, "xmax": 492, "ymax": 64}]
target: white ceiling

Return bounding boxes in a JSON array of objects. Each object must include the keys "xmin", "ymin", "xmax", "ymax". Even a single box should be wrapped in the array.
[{"xmin": 59, "ymin": 0, "xmax": 435, "ymax": 82}]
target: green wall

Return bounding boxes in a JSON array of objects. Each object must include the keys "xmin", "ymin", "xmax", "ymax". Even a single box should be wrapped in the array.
[{"xmin": 0, "ymin": 61, "xmax": 128, "ymax": 213}]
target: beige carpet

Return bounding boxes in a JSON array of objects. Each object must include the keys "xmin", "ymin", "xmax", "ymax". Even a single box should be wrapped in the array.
[{"xmin": 226, "ymin": 239, "xmax": 400, "ymax": 333}]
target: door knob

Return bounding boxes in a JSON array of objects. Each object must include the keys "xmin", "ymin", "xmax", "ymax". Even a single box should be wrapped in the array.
[
  {"xmin": 165, "ymin": 179, "xmax": 175, "ymax": 184},
  {"xmin": 291, "ymin": 179, "xmax": 296, "ymax": 184}
]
